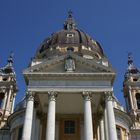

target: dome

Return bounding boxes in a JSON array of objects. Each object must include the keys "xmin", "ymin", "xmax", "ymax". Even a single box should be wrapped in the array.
[{"xmin": 35, "ymin": 11, "xmax": 104, "ymax": 59}]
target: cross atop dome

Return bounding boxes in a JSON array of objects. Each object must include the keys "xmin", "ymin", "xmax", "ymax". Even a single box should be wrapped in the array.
[
  {"xmin": 7, "ymin": 52, "xmax": 14, "ymax": 67},
  {"xmin": 68, "ymin": 10, "xmax": 73, "ymax": 18}
]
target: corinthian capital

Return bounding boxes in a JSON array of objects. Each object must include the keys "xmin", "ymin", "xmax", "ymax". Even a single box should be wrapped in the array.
[
  {"xmin": 105, "ymin": 91, "xmax": 113, "ymax": 101},
  {"xmin": 48, "ymin": 91, "xmax": 57, "ymax": 101},
  {"xmin": 26, "ymin": 91, "xmax": 35, "ymax": 101},
  {"xmin": 82, "ymin": 91, "xmax": 92, "ymax": 101}
]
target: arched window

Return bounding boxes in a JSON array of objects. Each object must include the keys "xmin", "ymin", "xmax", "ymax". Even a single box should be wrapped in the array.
[
  {"xmin": 0, "ymin": 93, "xmax": 5, "ymax": 109},
  {"xmin": 136, "ymin": 94, "xmax": 140, "ymax": 109}
]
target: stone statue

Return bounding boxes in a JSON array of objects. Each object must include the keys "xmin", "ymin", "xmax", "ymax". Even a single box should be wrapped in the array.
[{"xmin": 65, "ymin": 57, "xmax": 75, "ymax": 72}]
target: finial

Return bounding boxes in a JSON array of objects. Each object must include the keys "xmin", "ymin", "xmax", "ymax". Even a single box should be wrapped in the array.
[
  {"xmin": 7, "ymin": 52, "xmax": 14, "ymax": 66},
  {"xmin": 127, "ymin": 52, "xmax": 139, "ymax": 74},
  {"xmin": 128, "ymin": 52, "xmax": 133, "ymax": 65},
  {"xmin": 68, "ymin": 10, "xmax": 73, "ymax": 18}
]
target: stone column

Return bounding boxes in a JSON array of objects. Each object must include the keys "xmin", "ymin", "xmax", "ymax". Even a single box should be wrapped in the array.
[
  {"xmin": 22, "ymin": 92, "xmax": 34, "ymax": 140},
  {"xmin": 2, "ymin": 93, "xmax": 7, "ymax": 110},
  {"xmin": 97, "ymin": 125, "xmax": 100, "ymax": 140},
  {"xmin": 11, "ymin": 94, "xmax": 16, "ymax": 113},
  {"xmin": 82, "ymin": 91, "xmax": 93, "ymax": 140},
  {"xmin": 31, "ymin": 108, "xmax": 36, "ymax": 140},
  {"xmin": 46, "ymin": 91, "xmax": 57, "ymax": 140},
  {"xmin": 105, "ymin": 92, "xmax": 117, "ymax": 140},
  {"xmin": 6, "ymin": 86, "xmax": 12, "ymax": 111},
  {"xmin": 100, "ymin": 117, "xmax": 105, "ymax": 140},
  {"xmin": 35, "ymin": 117, "xmax": 40, "ymax": 140},
  {"xmin": 128, "ymin": 86, "xmax": 134, "ymax": 109},
  {"xmin": 104, "ymin": 108, "xmax": 109, "ymax": 140}
]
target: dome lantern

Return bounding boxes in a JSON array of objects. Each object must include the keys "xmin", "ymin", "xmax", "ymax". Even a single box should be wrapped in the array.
[{"xmin": 63, "ymin": 10, "xmax": 76, "ymax": 30}]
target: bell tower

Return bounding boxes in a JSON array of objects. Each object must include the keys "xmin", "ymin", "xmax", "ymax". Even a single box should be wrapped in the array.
[
  {"xmin": 0, "ymin": 54, "xmax": 17, "ymax": 128},
  {"xmin": 123, "ymin": 53, "xmax": 140, "ymax": 129}
]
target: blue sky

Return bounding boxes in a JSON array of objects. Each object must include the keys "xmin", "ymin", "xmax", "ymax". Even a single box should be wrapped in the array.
[{"xmin": 0, "ymin": 0, "xmax": 140, "ymax": 106}]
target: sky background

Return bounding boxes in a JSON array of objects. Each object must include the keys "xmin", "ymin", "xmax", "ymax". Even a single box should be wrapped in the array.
[{"xmin": 0, "ymin": 0, "xmax": 140, "ymax": 107}]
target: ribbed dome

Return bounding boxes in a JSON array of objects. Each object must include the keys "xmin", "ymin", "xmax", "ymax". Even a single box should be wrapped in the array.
[{"xmin": 35, "ymin": 11, "xmax": 104, "ymax": 59}]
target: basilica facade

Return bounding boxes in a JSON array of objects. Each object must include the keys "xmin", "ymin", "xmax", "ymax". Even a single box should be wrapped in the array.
[{"xmin": 0, "ymin": 12, "xmax": 140, "ymax": 140}]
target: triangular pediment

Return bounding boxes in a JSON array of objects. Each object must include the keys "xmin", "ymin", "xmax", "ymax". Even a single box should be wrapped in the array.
[{"xmin": 23, "ymin": 54, "xmax": 115, "ymax": 74}]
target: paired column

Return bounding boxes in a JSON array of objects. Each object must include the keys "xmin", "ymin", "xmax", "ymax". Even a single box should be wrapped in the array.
[
  {"xmin": 105, "ymin": 92, "xmax": 117, "ymax": 140},
  {"xmin": 46, "ymin": 91, "xmax": 57, "ymax": 140},
  {"xmin": 22, "ymin": 92, "xmax": 34, "ymax": 140},
  {"xmin": 99, "ymin": 117, "xmax": 105, "ymax": 140},
  {"xmin": 82, "ymin": 91, "xmax": 93, "ymax": 140},
  {"xmin": 104, "ymin": 108, "xmax": 109, "ymax": 140}
]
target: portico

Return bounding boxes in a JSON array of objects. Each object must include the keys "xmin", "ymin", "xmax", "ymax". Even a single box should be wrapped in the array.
[{"xmin": 22, "ymin": 87, "xmax": 117, "ymax": 140}]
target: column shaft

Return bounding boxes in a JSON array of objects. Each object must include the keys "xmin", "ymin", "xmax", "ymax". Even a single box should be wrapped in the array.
[
  {"xmin": 100, "ymin": 118, "xmax": 105, "ymax": 140},
  {"xmin": 104, "ymin": 108, "xmax": 109, "ymax": 140},
  {"xmin": 22, "ymin": 93, "xmax": 34, "ymax": 140},
  {"xmin": 105, "ymin": 92, "xmax": 117, "ymax": 140},
  {"xmin": 11, "ymin": 95, "xmax": 15, "ymax": 113},
  {"xmin": 128, "ymin": 86, "xmax": 134, "ymax": 109},
  {"xmin": 83, "ymin": 92, "xmax": 93, "ymax": 140},
  {"xmin": 46, "ymin": 92, "xmax": 57, "ymax": 140},
  {"xmin": 31, "ymin": 108, "xmax": 36, "ymax": 140},
  {"xmin": 34, "ymin": 116, "xmax": 40, "ymax": 140},
  {"xmin": 6, "ymin": 88, "xmax": 12, "ymax": 111}
]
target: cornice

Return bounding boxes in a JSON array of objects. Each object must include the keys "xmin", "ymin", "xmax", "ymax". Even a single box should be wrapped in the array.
[
  {"xmin": 28, "ymin": 86, "xmax": 113, "ymax": 93},
  {"xmin": 24, "ymin": 72, "xmax": 115, "ymax": 80}
]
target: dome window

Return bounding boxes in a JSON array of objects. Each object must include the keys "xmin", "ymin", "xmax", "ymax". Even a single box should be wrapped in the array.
[
  {"xmin": 3, "ymin": 77, "xmax": 8, "ymax": 81},
  {"xmin": 66, "ymin": 33, "xmax": 74, "ymax": 38},
  {"xmin": 133, "ymin": 78, "xmax": 138, "ymax": 82}
]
